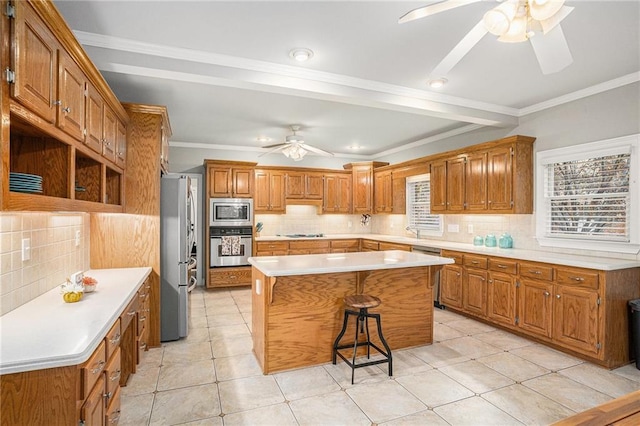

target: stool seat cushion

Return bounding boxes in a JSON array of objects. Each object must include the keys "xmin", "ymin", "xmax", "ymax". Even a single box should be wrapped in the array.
[{"xmin": 344, "ymin": 294, "xmax": 381, "ymax": 309}]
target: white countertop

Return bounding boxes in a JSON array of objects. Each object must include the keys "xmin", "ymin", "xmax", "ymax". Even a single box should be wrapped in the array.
[
  {"xmin": 0, "ymin": 267, "xmax": 151, "ymax": 375},
  {"xmin": 248, "ymin": 250, "xmax": 453, "ymax": 277},
  {"xmin": 255, "ymin": 234, "xmax": 640, "ymax": 271}
]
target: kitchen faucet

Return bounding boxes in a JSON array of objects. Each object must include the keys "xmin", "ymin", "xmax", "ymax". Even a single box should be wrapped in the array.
[{"xmin": 405, "ymin": 226, "xmax": 421, "ymax": 239}]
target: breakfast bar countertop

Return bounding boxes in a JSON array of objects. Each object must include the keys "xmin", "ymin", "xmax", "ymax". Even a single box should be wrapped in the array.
[
  {"xmin": 248, "ymin": 249, "xmax": 453, "ymax": 277},
  {"xmin": 255, "ymin": 233, "xmax": 640, "ymax": 271}
]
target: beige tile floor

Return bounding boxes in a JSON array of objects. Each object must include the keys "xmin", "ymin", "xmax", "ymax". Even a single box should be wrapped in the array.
[{"xmin": 120, "ymin": 286, "xmax": 640, "ymax": 425}]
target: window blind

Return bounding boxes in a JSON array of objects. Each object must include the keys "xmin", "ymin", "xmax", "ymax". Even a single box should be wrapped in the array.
[
  {"xmin": 406, "ymin": 175, "xmax": 441, "ymax": 231},
  {"xmin": 543, "ymin": 153, "xmax": 631, "ymax": 242}
]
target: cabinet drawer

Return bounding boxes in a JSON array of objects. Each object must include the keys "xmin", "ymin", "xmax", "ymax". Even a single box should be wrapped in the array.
[
  {"xmin": 105, "ymin": 347, "xmax": 121, "ymax": 397},
  {"xmin": 361, "ymin": 240, "xmax": 379, "ymax": 251},
  {"xmin": 442, "ymin": 251, "xmax": 463, "ymax": 265},
  {"xmin": 137, "ymin": 326, "xmax": 149, "ymax": 362},
  {"xmin": 256, "ymin": 241, "xmax": 289, "ymax": 251},
  {"xmin": 330, "ymin": 239, "xmax": 359, "ymax": 250},
  {"xmin": 120, "ymin": 295, "xmax": 139, "ymax": 331},
  {"xmin": 520, "ymin": 262, "xmax": 554, "ymax": 281},
  {"xmin": 137, "ymin": 302, "xmax": 148, "ymax": 335},
  {"xmin": 82, "ymin": 340, "xmax": 106, "ymax": 399},
  {"xmin": 105, "ymin": 319, "xmax": 121, "ymax": 360},
  {"xmin": 488, "ymin": 258, "xmax": 518, "ymax": 274},
  {"xmin": 379, "ymin": 242, "xmax": 411, "ymax": 251},
  {"xmin": 463, "ymin": 254, "xmax": 488, "ymax": 269},
  {"xmin": 210, "ymin": 267, "xmax": 251, "ymax": 286},
  {"xmin": 556, "ymin": 267, "xmax": 599, "ymax": 289},
  {"xmin": 288, "ymin": 240, "xmax": 330, "ymax": 250}
]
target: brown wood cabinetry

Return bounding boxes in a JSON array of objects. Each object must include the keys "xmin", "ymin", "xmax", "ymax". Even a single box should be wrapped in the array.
[
  {"xmin": 379, "ymin": 241, "xmax": 411, "ymax": 251},
  {"xmin": 288, "ymin": 240, "xmax": 330, "ymax": 254},
  {"xmin": 440, "ymin": 250, "xmax": 639, "ymax": 368},
  {"xmin": 208, "ymin": 266, "xmax": 252, "ymax": 288},
  {"xmin": 285, "ymin": 171, "xmax": 323, "ymax": 200},
  {"xmin": 206, "ymin": 161, "xmax": 255, "ymax": 199},
  {"xmin": 374, "ymin": 170, "xmax": 393, "ymax": 213},
  {"xmin": 346, "ymin": 162, "xmax": 389, "ymax": 214},
  {"xmin": 255, "ymin": 241, "xmax": 289, "ymax": 256},
  {"xmin": 255, "ymin": 169, "xmax": 285, "ymax": 213},
  {"xmin": 360, "ymin": 239, "xmax": 379, "ymax": 251},
  {"xmin": 429, "ymin": 135, "xmax": 535, "ymax": 214},
  {"xmin": 322, "ymin": 173, "xmax": 351, "ymax": 213},
  {"xmin": 330, "ymin": 239, "xmax": 359, "ymax": 253},
  {"xmin": 2, "ymin": 0, "xmax": 128, "ymax": 213}
]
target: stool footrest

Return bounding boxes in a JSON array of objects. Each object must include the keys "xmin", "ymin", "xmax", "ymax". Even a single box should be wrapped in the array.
[{"xmin": 334, "ymin": 341, "xmax": 391, "ymax": 370}]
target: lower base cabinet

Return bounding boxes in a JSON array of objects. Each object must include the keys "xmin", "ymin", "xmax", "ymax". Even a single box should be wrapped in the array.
[
  {"xmin": 439, "ymin": 250, "xmax": 639, "ymax": 368},
  {"xmin": 208, "ymin": 266, "xmax": 252, "ymax": 288}
]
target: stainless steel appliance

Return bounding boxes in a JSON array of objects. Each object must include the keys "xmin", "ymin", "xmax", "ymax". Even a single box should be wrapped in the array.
[
  {"xmin": 210, "ymin": 198, "xmax": 253, "ymax": 227},
  {"xmin": 210, "ymin": 226, "xmax": 253, "ymax": 267},
  {"xmin": 412, "ymin": 245, "xmax": 444, "ymax": 309},
  {"xmin": 161, "ymin": 174, "xmax": 196, "ymax": 341}
]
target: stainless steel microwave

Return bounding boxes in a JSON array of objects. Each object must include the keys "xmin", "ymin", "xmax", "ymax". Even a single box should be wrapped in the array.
[{"xmin": 210, "ymin": 198, "xmax": 253, "ymax": 227}]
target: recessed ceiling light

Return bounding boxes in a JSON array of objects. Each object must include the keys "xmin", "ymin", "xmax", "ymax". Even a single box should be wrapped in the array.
[
  {"xmin": 348, "ymin": 145, "xmax": 363, "ymax": 150},
  {"xmin": 257, "ymin": 136, "xmax": 271, "ymax": 143},
  {"xmin": 428, "ymin": 78, "xmax": 448, "ymax": 89},
  {"xmin": 289, "ymin": 48, "xmax": 314, "ymax": 62}
]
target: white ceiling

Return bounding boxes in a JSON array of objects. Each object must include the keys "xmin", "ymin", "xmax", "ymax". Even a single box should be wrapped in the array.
[{"xmin": 53, "ymin": 1, "xmax": 640, "ymax": 160}]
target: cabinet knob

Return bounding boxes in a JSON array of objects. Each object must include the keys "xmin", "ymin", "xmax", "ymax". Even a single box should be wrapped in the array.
[
  {"xmin": 62, "ymin": 106, "xmax": 71, "ymax": 113},
  {"xmin": 109, "ymin": 333, "xmax": 121, "ymax": 345},
  {"xmin": 544, "ymin": 291, "xmax": 550, "ymax": 297},
  {"xmin": 556, "ymin": 294, "xmax": 561, "ymax": 299},
  {"xmin": 110, "ymin": 369, "xmax": 122, "ymax": 382},
  {"xmin": 570, "ymin": 276, "xmax": 585, "ymax": 282},
  {"xmin": 91, "ymin": 360, "xmax": 106, "ymax": 374},
  {"xmin": 529, "ymin": 270, "xmax": 542, "ymax": 275},
  {"xmin": 488, "ymin": 279, "xmax": 493, "ymax": 283}
]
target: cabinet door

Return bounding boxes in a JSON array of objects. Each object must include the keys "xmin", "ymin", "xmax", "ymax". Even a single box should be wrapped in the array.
[
  {"xmin": 305, "ymin": 173, "xmax": 324, "ymax": 199},
  {"xmin": 440, "ymin": 264, "xmax": 463, "ymax": 309},
  {"xmin": 487, "ymin": 271, "xmax": 516, "ymax": 326},
  {"xmin": 254, "ymin": 170, "xmax": 271, "ymax": 212},
  {"xmin": 391, "ymin": 175, "xmax": 406, "ymax": 214},
  {"xmin": 161, "ymin": 125, "xmax": 170, "ymax": 171},
  {"xmin": 232, "ymin": 168, "xmax": 254, "ymax": 198},
  {"xmin": 323, "ymin": 175, "xmax": 339, "ymax": 212},
  {"xmin": 553, "ymin": 286, "xmax": 600, "ymax": 356},
  {"xmin": 430, "ymin": 161, "xmax": 447, "ymax": 212},
  {"xmin": 285, "ymin": 172, "xmax": 304, "ymax": 198},
  {"xmin": 463, "ymin": 268, "xmax": 488, "ymax": 316},
  {"xmin": 57, "ymin": 51, "xmax": 86, "ymax": 141},
  {"xmin": 352, "ymin": 166, "xmax": 373, "ymax": 213},
  {"xmin": 465, "ymin": 152, "xmax": 487, "ymax": 211},
  {"xmin": 80, "ymin": 374, "xmax": 105, "ymax": 426},
  {"xmin": 447, "ymin": 157, "xmax": 466, "ymax": 211},
  {"xmin": 85, "ymin": 83, "xmax": 104, "ymax": 154},
  {"xmin": 337, "ymin": 175, "xmax": 352, "ymax": 213},
  {"xmin": 518, "ymin": 278, "xmax": 553, "ymax": 338},
  {"xmin": 115, "ymin": 120, "xmax": 127, "ymax": 169},
  {"xmin": 487, "ymin": 146, "xmax": 513, "ymax": 211},
  {"xmin": 269, "ymin": 171, "xmax": 285, "ymax": 213},
  {"xmin": 209, "ymin": 168, "xmax": 232, "ymax": 198},
  {"xmin": 374, "ymin": 171, "xmax": 393, "ymax": 213},
  {"xmin": 12, "ymin": 1, "xmax": 59, "ymax": 124},
  {"xmin": 102, "ymin": 105, "xmax": 117, "ymax": 162}
]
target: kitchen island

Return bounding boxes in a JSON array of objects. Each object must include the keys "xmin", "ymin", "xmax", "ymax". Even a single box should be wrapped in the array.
[{"xmin": 248, "ymin": 250, "xmax": 453, "ymax": 374}]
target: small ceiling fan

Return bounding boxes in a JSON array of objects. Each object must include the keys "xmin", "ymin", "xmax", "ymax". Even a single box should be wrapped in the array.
[
  {"xmin": 399, "ymin": 0, "xmax": 574, "ymax": 76},
  {"xmin": 260, "ymin": 125, "xmax": 334, "ymax": 161}
]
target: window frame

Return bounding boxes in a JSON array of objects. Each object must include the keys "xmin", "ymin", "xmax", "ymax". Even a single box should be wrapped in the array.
[
  {"xmin": 406, "ymin": 173, "xmax": 443, "ymax": 237},
  {"xmin": 535, "ymin": 134, "xmax": 640, "ymax": 254}
]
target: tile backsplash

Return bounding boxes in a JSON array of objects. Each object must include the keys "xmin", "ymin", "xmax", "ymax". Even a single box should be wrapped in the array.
[{"xmin": 0, "ymin": 212, "xmax": 90, "ymax": 315}]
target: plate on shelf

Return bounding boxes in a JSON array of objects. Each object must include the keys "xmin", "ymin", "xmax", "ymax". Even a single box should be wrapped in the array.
[{"xmin": 10, "ymin": 172, "xmax": 42, "ymax": 183}]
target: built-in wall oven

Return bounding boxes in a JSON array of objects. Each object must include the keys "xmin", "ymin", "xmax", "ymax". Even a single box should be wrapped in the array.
[{"xmin": 210, "ymin": 226, "xmax": 253, "ymax": 267}]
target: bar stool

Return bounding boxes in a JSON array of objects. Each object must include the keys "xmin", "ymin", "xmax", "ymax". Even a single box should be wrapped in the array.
[{"xmin": 332, "ymin": 294, "xmax": 392, "ymax": 384}]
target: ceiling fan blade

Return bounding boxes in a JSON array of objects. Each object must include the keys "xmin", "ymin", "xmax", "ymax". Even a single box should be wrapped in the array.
[
  {"xmin": 262, "ymin": 142, "xmax": 287, "ymax": 149},
  {"xmin": 258, "ymin": 144, "xmax": 288, "ymax": 157},
  {"xmin": 430, "ymin": 20, "xmax": 488, "ymax": 77},
  {"xmin": 299, "ymin": 143, "xmax": 334, "ymax": 157},
  {"xmin": 399, "ymin": 0, "xmax": 482, "ymax": 24},
  {"xmin": 530, "ymin": 24, "xmax": 573, "ymax": 75}
]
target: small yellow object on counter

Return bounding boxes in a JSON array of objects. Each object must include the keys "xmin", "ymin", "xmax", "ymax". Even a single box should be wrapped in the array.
[
  {"xmin": 60, "ymin": 279, "xmax": 85, "ymax": 303},
  {"xmin": 62, "ymin": 292, "xmax": 83, "ymax": 303}
]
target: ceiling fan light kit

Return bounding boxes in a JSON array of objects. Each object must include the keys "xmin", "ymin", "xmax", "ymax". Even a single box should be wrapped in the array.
[{"xmin": 258, "ymin": 125, "xmax": 334, "ymax": 161}]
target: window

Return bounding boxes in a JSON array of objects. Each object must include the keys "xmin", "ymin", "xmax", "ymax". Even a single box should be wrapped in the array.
[
  {"xmin": 536, "ymin": 134, "xmax": 640, "ymax": 254},
  {"xmin": 406, "ymin": 174, "xmax": 443, "ymax": 236}
]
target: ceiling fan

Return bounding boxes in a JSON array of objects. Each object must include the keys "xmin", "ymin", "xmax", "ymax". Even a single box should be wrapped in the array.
[
  {"xmin": 260, "ymin": 125, "xmax": 334, "ymax": 161},
  {"xmin": 399, "ymin": 0, "xmax": 574, "ymax": 76}
]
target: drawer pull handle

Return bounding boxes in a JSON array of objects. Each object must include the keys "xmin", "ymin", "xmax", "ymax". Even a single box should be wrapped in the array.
[
  {"xmin": 91, "ymin": 360, "xmax": 106, "ymax": 374},
  {"xmin": 104, "ymin": 391, "xmax": 112, "ymax": 400},
  {"xmin": 109, "ymin": 333, "xmax": 121, "ymax": 345},
  {"xmin": 529, "ymin": 270, "xmax": 542, "ymax": 275},
  {"xmin": 141, "ymin": 342, "xmax": 148, "ymax": 350},
  {"xmin": 62, "ymin": 106, "xmax": 71, "ymax": 113},
  {"xmin": 471, "ymin": 261, "xmax": 479, "ymax": 264},
  {"xmin": 127, "ymin": 311, "xmax": 136, "ymax": 316},
  {"xmin": 110, "ymin": 369, "xmax": 121, "ymax": 382},
  {"xmin": 497, "ymin": 264, "xmax": 507, "ymax": 269},
  {"xmin": 570, "ymin": 276, "xmax": 585, "ymax": 282},
  {"xmin": 139, "ymin": 316, "xmax": 146, "ymax": 322},
  {"xmin": 229, "ymin": 275, "xmax": 236, "ymax": 279}
]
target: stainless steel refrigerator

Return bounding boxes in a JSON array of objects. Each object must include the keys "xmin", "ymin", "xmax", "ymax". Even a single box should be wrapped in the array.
[{"xmin": 161, "ymin": 174, "xmax": 195, "ymax": 341}]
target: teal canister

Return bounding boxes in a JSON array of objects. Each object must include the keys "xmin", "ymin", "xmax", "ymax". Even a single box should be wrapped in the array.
[
  {"xmin": 499, "ymin": 233, "xmax": 513, "ymax": 248},
  {"xmin": 484, "ymin": 234, "xmax": 497, "ymax": 247},
  {"xmin": 473, "ymin": 236, "xmax": 484, "ymax": 246}
]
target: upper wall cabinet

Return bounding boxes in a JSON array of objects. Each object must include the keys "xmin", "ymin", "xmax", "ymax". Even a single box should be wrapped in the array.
[
  {"xmin": 2, "ymin": 0, "xmax": 129, "ymax": 212},
  {"xmin": 285, "ymin": 171, "xmax": 323, "ymax": 200},
  {"xmin": 205, "ymin": 160, "xmax": 256, "ymax": 199},
  {"xmin": 345, "ymin": 161, "xmax": 388, "ymax": 214},
  {"xmin": 430, "ymin": 135, "xmax": 535, "ymax": 214},
  {"xmin": 254, "ymin": 169, "xmax": 285, "ymax": 213},
  {"xmin": 323, "ymin": 173, "xmax": 351, "ymax": 214}
]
